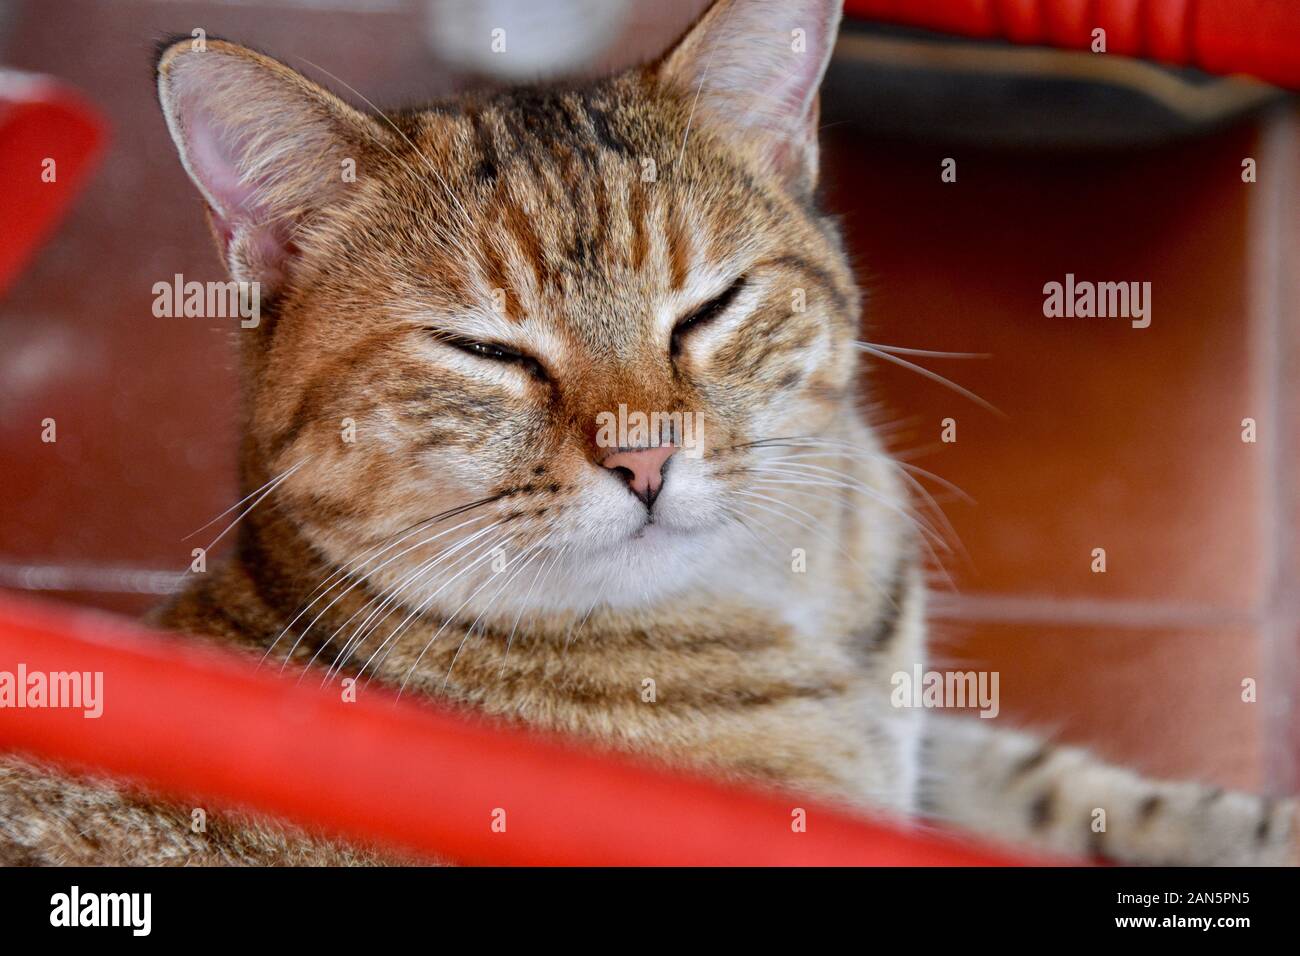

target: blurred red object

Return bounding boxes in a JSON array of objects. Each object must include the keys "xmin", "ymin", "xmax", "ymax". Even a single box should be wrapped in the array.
[
  {"xmin": 845, "ymin": 0, "xmax": 1300, "ymax": 90},
  {"xmin": 0, "ymin": 70, "xmax": 105, "ymax": 296},
  {"xmin": 0, "ymin": 592, "xmax": 1053, "ymax": 866}
]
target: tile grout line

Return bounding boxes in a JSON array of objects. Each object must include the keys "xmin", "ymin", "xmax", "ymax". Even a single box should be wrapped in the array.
[
  {"xmin": 1251, "ymin": 106, "xmax": 1297, "ymax": 794},
  {"xmin": 0, "ymin": 560, "xmax": 1276, "ymax": 628},
  {"xmin": 928, "ymin": 592, "xmax": 1259, "ymax": 630},
  {"xmin": 0, "ymin": 561, "xmax": 182, "ymax": 595}
]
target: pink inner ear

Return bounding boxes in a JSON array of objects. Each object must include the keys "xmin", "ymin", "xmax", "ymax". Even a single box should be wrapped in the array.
[
  {"xmin": 175, "ymin": 81, "xmax": 292, "ymax": 280},
  {"xmin": 783, "ymin": 18, "xmax": 835, "ymax": 121},
  {"xmin": 185, "ymin": 102, "xmax": 264, "ymax": 226}
]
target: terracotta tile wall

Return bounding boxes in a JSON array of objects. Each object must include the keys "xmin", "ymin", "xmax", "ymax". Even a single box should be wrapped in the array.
[{"xmin": 822, "ymin": 114, "xmax": 1299, "ymax": 792}]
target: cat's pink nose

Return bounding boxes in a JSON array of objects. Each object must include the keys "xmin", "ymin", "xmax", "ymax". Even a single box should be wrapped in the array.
[{"xmin": 601, "ymin": 445, "xmax": 677, "ymax": 507}]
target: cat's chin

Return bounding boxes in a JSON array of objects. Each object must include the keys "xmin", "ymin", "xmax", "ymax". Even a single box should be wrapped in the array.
[
  {"xmin": 583, "ymin": 519, "xmax": 700, "ymax": 564},
  {"xmin": 626, "ymin": 520, "xmax": 684, "ymax": 544},
  {"xmin": 534, "ymin": 520, "xmax": 740, "ymax": 611}
]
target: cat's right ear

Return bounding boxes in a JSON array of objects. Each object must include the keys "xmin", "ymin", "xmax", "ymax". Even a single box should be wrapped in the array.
[{"xmin": 155, "ymin": 36, "xmax": 387, "ymax": 293}]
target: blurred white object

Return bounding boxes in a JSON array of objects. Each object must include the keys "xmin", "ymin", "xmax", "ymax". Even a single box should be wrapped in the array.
[{"xmin": 425, "ymin": 0, "xmax": 634, "ymax": 80}]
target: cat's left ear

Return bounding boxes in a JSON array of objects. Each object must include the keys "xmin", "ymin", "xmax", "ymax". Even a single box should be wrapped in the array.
[{"xmin": 657, "ymin": 0, "xmax": 841, "ymax": 195}]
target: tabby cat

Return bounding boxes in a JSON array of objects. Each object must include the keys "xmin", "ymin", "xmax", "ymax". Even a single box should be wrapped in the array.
[{"xmin": 0, "ymin": 0, "xmax": 1293, "ymax": 865}]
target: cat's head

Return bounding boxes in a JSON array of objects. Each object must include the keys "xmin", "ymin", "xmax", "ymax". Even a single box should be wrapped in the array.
[{"xmin": 156, "ymin": 0, "xmax": 865, "ymax": 614}]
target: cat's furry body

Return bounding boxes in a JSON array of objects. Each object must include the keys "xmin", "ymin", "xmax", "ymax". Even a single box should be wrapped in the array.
[{"xmin": 0, "ymin": 0, "xmax": 1294, "ymax": 866}]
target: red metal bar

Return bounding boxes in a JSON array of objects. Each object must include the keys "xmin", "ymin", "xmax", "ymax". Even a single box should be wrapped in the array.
[
  {"xmin": 0, "ymin": 593, "xmax": 1048, "ymax": 865},
  {"xmin": 844, "ymin": 0, "xmax": 1300, "ymax": 90}
]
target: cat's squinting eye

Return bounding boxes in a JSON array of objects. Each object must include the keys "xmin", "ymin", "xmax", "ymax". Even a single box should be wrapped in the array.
[
  {"xmin": 670, "ymin": 276, "xmax": 746, "ymax": 357},
  {"xmin": 427, "ymin": 330, "xmax": 549, "ymax": 381}
]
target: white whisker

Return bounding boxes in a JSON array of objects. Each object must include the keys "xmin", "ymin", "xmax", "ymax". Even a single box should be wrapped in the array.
[
  {"xmin": 309, "ymin": 518, "xmax": 505, "ymax": 680},
  {"xmin": 854, "ymin": 341, "xmax": 1003, "ymax": 417},
  {"xmin": 190, "ymin": 459, "xmax": 308, "ymax": 563},
  {"xmin": 331, "ymin": 523, "xmax": 514, "ymax": 682}
]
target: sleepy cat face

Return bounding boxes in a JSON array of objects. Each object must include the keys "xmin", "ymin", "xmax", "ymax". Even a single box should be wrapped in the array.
[{"xmin": 156, "ymin": 0, "xmax": 859, "ymax": 613}]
